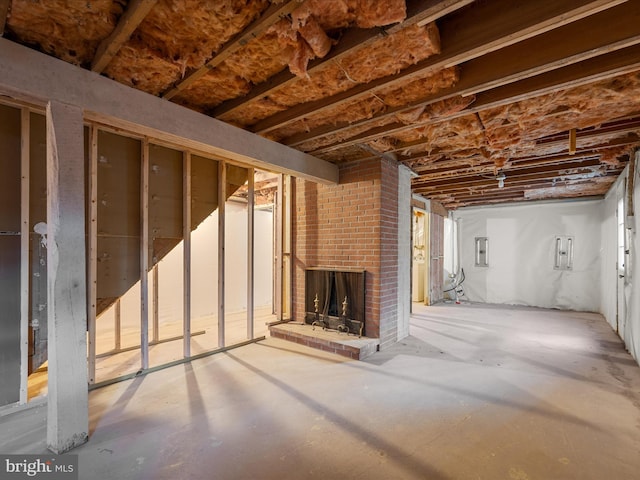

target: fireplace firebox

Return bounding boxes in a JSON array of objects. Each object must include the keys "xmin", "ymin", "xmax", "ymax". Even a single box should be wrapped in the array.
[{"xmin": 304, "ymin": 268, "xmax": 366, "ymax": 336}]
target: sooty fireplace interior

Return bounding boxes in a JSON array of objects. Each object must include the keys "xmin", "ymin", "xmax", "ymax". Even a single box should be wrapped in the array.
[{"xmin": 305, "ymin": 268, "xmax": 366, "ymax": 336}]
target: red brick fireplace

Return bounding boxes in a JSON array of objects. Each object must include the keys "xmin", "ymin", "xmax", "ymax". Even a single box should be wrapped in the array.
[{"xmin": 289, "ymin": 156, "xmax": 401, "ymax": 351}]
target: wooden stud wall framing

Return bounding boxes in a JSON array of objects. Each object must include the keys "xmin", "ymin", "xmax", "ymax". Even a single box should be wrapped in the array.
[
  {"xmin": 218, "ymin": 161, "xmax": 226, "ymax": 348},
  {"xmin": 140, "ymin": 138, "xmax": 150, "ymax": 370},
  {"xmin": 19, "ymin": 108, "xmax": 29, "ymax": 404},
  {"xmin": 88, "ymin": 125, "xmax": 98, "ymax": 385},
  {"xmin": 183, "ymin": 151, "xmax": 192, "ymax": 358}
]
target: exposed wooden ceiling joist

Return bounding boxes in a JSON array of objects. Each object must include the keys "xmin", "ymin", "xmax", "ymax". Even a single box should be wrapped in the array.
[
  {"xmin": 285, "ymin": 1, "xmax": 640, "ymax": 149},
  {"xmin": 91, "ymin": 0, "xmax": 158, "ymax": 73},
  {"xmin": 212, "ymin": 0, "xmax": 474, "ymax": 118},
  {"xmin": 251, "ymin": 0, "xmax": 626, "ymax": 136},
  {"xmin": 162, "ymin": 0, "xmax": 302, "ymax": 100},
  {"xmin": 310, "ymin": 43, "xmax": 640, "ymax": 156}
]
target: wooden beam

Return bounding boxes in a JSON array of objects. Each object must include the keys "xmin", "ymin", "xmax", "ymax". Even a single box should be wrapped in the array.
[
  {"xmin": 152, "ymin": 265, "xmax": 159, "ymax": 343},
  {"xmin": 0, "ymin": 0, "xmax": 9, "ymax": 37},
  {"xmin": 253, "ymin": 0, "xmax": 626, "ymax": 135},
  {"xmin": 163, "ymin": 0, "xmax": 303, "ymax": 100},
  {"xmin": 0, "ymin": 38, "xmax": 338, "ymax": 185},
  {"xmin": 212, "ymin": 0, "xmax": 474, "ymax": 117},
  {"xmin": 275, "ymin": 175, "xmax": 283, "ymax": 320},
  {"xmin": 45, "ymin": 101, "xmax": 88, "ymax": 453},
  {"xmin": 91, "ymin": 0, "xmax": 158, "ymax": 73},
  {"xmin": 218, "ymin": 162, "xmax": 226, "ymax": 348},
  {"xmin": 183, "ymin": 151, "xmax": 191, "ymax": 358},
  {"xmin": 289, "ymin": 1, "xmax": 640, "ymax": 149},
  {"xmin": 140, "ymin": 138, "xmax": 150, "ymax": 371},
  {"xmin": 414, "ymin": 168, "xmax": 618, "ymax": 194},
  {"xmin": 87, "ymin": 125, "xmax": 98, "ymax": 386},
  {"xmin": 19, "ymin": 108, "xmax": 29, "ymax": 404},
  {"xmin": 247, "ymin": 168, "xmax": 254, "ymax": 340},
  {"xmin": 313, "ymin": 43, "xmax": 640, "ymax": 157}
]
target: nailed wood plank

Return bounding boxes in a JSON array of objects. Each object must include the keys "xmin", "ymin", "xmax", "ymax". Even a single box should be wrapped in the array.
[
  {"xmin": 19, "ymin": 108, "xmax": 29, "ymax": 404},
  {"xmin": 212, "ymin": 0, "xmax": 473, "ymax": 117},
  {"xmin": 91, "ymin": 0, "xmax": 158, "ymax": 73},
  {"xmin": 45, "ymin": 101, "xmax": 88, "ymax": 453},
  {"xmin": 163, "ymin": 0, "xmax": 302, "ymax": 100},
  {"xmin": 0, "ymin": 38, "xmax": 338, "ymax": 185},
  {"xmin": 253, "ymin": 0, "xmax": 627, "ymax": 135},
  {"xmin": 289, "ymin": 1, "xmax": 640, "ymax": 149}
]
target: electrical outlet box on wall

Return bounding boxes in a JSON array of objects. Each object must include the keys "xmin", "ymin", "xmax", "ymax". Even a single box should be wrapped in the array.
[{"xmin": 554, "ymin": 235, "xmax": 574, "ymax": 270}]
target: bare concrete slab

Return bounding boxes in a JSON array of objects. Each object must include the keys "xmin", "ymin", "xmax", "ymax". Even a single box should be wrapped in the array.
[{"xmin": 1, "ymin": 303, "xmax": 639, "ymax": 479}]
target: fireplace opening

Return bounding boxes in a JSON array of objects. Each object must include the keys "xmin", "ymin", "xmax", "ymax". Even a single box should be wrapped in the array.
[{"xmin": 305, "ymin": 268, "xmax": 366, "ymax": 336}]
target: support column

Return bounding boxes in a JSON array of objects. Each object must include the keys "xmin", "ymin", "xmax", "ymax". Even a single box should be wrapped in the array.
[{"xmin": 45, "ymin": 101, "xmax": 88, "ymax": 453}]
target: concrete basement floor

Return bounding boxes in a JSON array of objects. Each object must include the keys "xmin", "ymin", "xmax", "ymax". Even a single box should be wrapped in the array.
[{"xmin": 1, "ymin": 303, "xmax": 640, "ymax": 479}]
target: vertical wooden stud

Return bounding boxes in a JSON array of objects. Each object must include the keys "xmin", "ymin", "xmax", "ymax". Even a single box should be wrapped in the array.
[
  {"xmin": 87, "ymin": 125, "xmax": 98, "ymax": 385},
  {"xmin": 19, "ymin": 108, "xmax": 29, "ymax": 404},
  {"xmin": 218, "ymin": 161, "xmax": 226, "ymax": 348},
  {"xmin": 183, "ymin": 151, "xmax": 191, "ymax": 358},
  {"xmin": 140, "ymin": 138, "xmax": 149, "ymax": 370},
  {"xmin": 247, "ymin": 168, "xmax": 255, "ymax": 339},
  {"xmin": 152, "ymin": 265, "xmax": 159, "ymax": 344}
]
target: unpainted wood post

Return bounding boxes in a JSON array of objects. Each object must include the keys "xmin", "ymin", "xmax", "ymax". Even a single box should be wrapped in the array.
[
  {"xmin": 140, "ymin": 138, "xmax": 149, "ymax": 370},
  {"xmin": 45, "ymin": 100, "xmax": 88, "ymax": 453},
  {"xmin": 247, "ymin": 168, "xmax": 254, "ymax": 339},
  {"xmin": 19, "ymin": 108, "xmax": 29, "ymax": 404},
  {"xmin": 183, "ymin": 151, "xmax": 191, "ymax": 358},
  {"xmin": 218, "ymin": 162, "xmax": 226, "ymax": 348}
]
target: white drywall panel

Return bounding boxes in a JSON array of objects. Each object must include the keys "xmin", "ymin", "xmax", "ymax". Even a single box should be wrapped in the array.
[{"xmin": 454, "ymin": 200, "xmax": 602, "ymax": 311}]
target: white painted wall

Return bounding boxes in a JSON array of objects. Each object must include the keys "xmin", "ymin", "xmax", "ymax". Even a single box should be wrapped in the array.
[
  {"xmin": 453, "ymin": 200, "xmax": 602, "ymax": 311},
  {"xmin": 600, "ymin": 156, "xmax": 640, "ymax": 363}
]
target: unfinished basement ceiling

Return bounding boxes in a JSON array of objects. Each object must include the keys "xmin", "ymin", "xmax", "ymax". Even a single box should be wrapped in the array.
[{"xmin": 3, "ymin": 0, "xmax": 640, "ymax": 208}]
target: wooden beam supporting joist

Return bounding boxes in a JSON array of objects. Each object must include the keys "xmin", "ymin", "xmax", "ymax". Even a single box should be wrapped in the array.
[
  {"xmin": 312, "ymin": 43, "xmax": 640, "ymax": 157},
  {"xmin": 0, "ymin": 0, "xmax": 10, "ymax": 37},
  {"xmin": 0, "ymin": 38, "xmax": 338, "ymax": 185},
  {"xmin": 91, "ymin": 0, "xmax": 158, "ymax": 73},
  {"xmin": 163, "ymin": 0, "xmax": 303, "ymax": 100},
  {"xmin": 212, "ymin": 0, "xmax": 474, "ymax": 118},
  {"xmin": 253, "ymin": 0, "xmax": 626, "ymax": 136},
  {"xmin": 289, "ymin": 1, "xmax": 640, "ymax": 150},
  {"xmin": 45, "ymin": 101, "xmax": 88, "ymax": 453}
]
